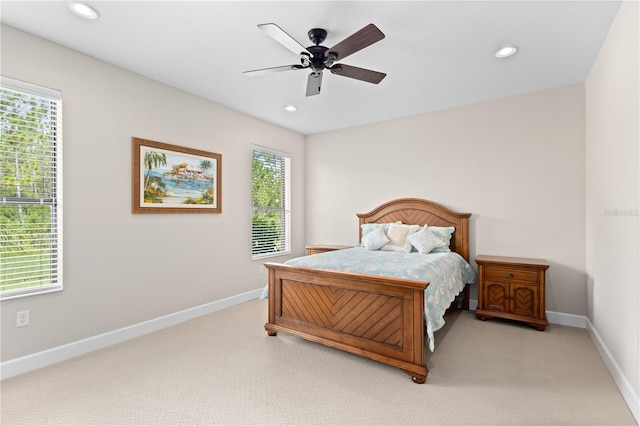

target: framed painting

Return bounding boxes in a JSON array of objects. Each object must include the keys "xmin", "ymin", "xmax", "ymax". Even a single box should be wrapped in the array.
[{"xmin": 131, "ymin": 137, "xmax": 221, "ymax": 214}]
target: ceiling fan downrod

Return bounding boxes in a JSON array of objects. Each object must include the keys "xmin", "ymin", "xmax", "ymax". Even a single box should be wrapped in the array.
[{"xmin": 307, "ymin": 28, "xmax": 327, "ymax": 45}]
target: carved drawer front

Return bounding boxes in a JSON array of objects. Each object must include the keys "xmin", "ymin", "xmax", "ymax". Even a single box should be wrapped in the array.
[{"xmin": 484, "ymin": 266, "xmax": 537, "ymax": 283}]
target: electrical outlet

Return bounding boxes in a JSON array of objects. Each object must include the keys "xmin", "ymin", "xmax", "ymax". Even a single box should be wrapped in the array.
[
  {"xmin": 16, "ymin": 310, "xmax": 30, "ymax": 327},
  {"xmin": 259, "ymin": 264, "xmax": 266, "ymax": 274}
]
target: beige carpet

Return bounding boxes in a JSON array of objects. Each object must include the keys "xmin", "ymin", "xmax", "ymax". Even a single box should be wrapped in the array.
[{"xmin": 1, "ymin": 298, "xmax": 636, "ymax": 425}]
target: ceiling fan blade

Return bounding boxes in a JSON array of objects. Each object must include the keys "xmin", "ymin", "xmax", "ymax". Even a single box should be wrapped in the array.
[
  {"xmin": 258, "ymin": 23, "xmax": 309, "ymax": 55},
  {"xmin": 243, "ymin": 65, "xmax": 305, "ymax": 76},
  {"xmin": 327, "ymin": 23, "xmax": 385, "ymax": 61},
  {"xmin": 330, "ymin": 64, "xmax": 386, "ymax": 84},
  {"xmin": 306, "ymin": 72, "xmax": 323, "ymax": 97}
]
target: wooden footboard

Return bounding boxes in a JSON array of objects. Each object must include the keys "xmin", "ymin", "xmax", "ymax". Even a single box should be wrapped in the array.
[{"xmin": 264, "ymin": 262, "xmax": 429, "ymax": 383}]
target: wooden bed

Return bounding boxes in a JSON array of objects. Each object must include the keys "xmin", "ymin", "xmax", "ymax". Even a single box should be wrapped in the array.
[{"xmin": 264, "ymin": 198, "xmax": 471, "ymax": 383}]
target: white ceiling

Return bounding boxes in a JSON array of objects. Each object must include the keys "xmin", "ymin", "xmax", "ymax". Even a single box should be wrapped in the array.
[{"xmin": 1, "ymin": 1, "xmax": 621, "ymax": 135}]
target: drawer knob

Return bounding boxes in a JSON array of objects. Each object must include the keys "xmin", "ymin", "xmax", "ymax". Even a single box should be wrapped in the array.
[{"xmin": 505, "ymin": 273, "xmax": 514, "ymax": 278}]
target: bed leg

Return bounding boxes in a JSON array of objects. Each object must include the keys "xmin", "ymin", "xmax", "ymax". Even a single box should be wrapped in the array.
[
  {"xmin": 462, "ymin": 284, "xmax": 470, "ymax": 310},
  {"xmin": 403, "ymin": 364, "xmax": 428, "ymax": 384}
]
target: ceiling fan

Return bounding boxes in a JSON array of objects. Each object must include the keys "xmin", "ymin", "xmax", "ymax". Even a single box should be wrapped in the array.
[{"xmin": 243, "ymin": 23, "xmax": 386, "ymax": 97}]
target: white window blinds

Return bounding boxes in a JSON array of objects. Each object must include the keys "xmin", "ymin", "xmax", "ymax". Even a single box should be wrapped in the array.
[
  {"xmin": 252, "ymin": 146, "xmax": 291, "ymax": 259},
  {"xmin": 1, "ymin": 76, "xmax": 63, "ymax": 300}
]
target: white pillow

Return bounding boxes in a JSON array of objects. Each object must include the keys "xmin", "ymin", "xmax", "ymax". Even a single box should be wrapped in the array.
[
  {"xmin": 380, "ymin": 224, "xmax": 420, "ymax": 252},
  {"xmin": 360, "ymin": 222, "xmax": 401, "ymax": 238},
  {"xmin": 428, "ymin": 226, "xmax": 455, "ymax": 252},
  {"xmin": 407, "ymin": 225, "xmax": 447, "ymax": 254},
  {"xmin": 361, "ymin": 227, "xmax": 389, "ymax": 250}
]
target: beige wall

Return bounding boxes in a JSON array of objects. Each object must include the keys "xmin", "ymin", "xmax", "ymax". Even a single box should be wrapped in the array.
[
  {"xmin": 585, "ymin": 0, "xmax": 639, "ymax": 404},
  {"xmin": 0, "ymin": 25, "xmax": 306, "ymax": 361},
  {"xmin": 306, "ymin": 84, "xmax": 587, "ymax": 315}
]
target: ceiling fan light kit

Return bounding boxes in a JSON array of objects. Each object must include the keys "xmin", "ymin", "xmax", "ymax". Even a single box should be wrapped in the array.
[{"xmin": 244, "ymin": 23, "xmax": 386, "ymax": 97}]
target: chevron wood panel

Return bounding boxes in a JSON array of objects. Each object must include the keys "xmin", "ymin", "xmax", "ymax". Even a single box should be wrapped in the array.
[
  {"xmin": 514, "ymin": 287, "xmax": 534, "ymax": 314},
  {"xmin": 334, "ymin": 290, "xmax": 402, "ymax": 346},
  {"xmin": 346, "ymin": 294, "xmax": 401, "ymax": 343},
  {"xmin": 488, "ymin": 284, "xmax": 505, "ymax": 306},
  {"xmin": 281, "ymin": 280, "xmax": 333, "ymax": 328},
  {"xmin": 376, "ymin": 209, "xmax": 437, "ymax": 227},
  {"xmin": 280, "ymin": 280, "xmax": 403, "ymax": 347}
]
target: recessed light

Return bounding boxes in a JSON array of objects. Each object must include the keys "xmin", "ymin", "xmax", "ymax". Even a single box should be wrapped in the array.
[
  {"xmin": 284, "ymin": 105, "xmax": 297, "ymax": 112},
  {"xmin": 495, "ymin": 46, "xmax": 518, "ymax": 58},
  {"xmin": 68, "ymin": 2, "xmax": 100, "ymax": 20}
]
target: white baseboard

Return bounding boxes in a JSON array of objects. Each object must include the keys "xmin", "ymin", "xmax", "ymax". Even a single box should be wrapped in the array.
[
  {"xmin": 1, "ymin": 288, "xmax": 264, "ymax": 380},
  {"xmin": 586, "ymin": 318, "xmax": 640, "ymax": 424},
  {"xmin": 469, "ymin": 299, "xmax": 478, "ymax": 310},
  {"xmin": 546, "ymin": 310, "xmax": 587, "ymax": 328}
]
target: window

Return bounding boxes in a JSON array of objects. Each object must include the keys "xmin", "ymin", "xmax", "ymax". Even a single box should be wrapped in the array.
[
  {"xmin": 1, "ymin": 77, "xmax": 63, "ymax": 300},
  {"xmin": 252, "ymin": 146, "xmax": 291, "ymax": 259}
]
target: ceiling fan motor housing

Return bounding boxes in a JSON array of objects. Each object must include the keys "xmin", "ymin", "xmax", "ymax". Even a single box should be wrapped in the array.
[
  {"xmin": 306, "ymin": 45, "xmax": 330, "ymax": 71},
  {"xmin": 305, "ymin": 29, "xmax": 337, "ymax": 72}
]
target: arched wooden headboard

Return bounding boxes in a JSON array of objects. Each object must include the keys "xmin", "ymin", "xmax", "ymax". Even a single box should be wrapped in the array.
[{"xmin": 357, "ymin": 198, "xmax": 471, "ymax": 261}]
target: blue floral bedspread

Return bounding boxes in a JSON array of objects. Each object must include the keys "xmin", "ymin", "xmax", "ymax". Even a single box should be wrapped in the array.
[{"xmin": 261, "ymin": 247, "xmax": 477, "ymax": 351}]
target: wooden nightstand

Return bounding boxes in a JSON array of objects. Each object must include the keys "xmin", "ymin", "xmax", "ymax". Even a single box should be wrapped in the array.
[
  {"xmin": 305, "ymin": 245, "xmax": 350, "ymax": 255},
  {"xmin": 475, "ymin": 255, "xmax": 549, "ymax": 331}
]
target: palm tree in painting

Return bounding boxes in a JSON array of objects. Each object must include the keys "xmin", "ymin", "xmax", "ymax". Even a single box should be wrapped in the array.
[
  {"xmin": 198, "ymin": 159, "xmax": 215, "ymax": 204},
  {"xmin": 143, "ymin": 151, "xmax": 167, "ymax": 190},
  {"xmin": 200, "ymin": 160, "xmax": 213, "ymax": 178}
]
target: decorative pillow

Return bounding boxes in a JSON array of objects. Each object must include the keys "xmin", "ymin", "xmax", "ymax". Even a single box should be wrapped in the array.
[
  {"xmin": 407, "ymin": 226, "xmax": 447, "ymax": 254},
  {"xmin": 428, "ymin": 226, "xmax": 455, "ymax": 252},
  {"xmin": 361, "ymin": 227, "xmax": 390, "ymax": 251},
  {"xmin": 380, "ymin": 224, "xmax": 420, "ymax": 253},
  {"xmin": 360, "ymin": 222, "xmax": 401, "ymax": 242}
]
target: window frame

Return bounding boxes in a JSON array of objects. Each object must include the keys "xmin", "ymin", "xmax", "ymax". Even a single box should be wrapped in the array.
[
  {"xmin": 251, "ymin": 145, "xmax": 291, "ymax": 260},
  {"xmin": 1, "ymin": 76, "xmax": 63, "ymax": 300}
]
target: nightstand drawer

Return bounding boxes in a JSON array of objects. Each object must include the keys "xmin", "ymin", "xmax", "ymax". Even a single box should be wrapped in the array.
[
  {"xmin": 306, "ymin": 245, "xmax": 350, "ymax": 255},
  {"xmin": 484, "ymin": 266, "xmax": 538, "ymax": 283}
]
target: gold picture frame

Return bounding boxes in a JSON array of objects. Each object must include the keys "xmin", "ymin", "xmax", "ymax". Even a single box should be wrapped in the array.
[{"xmin": 132, "ymin": 137, "xmax": 221, "ymax": 214}]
